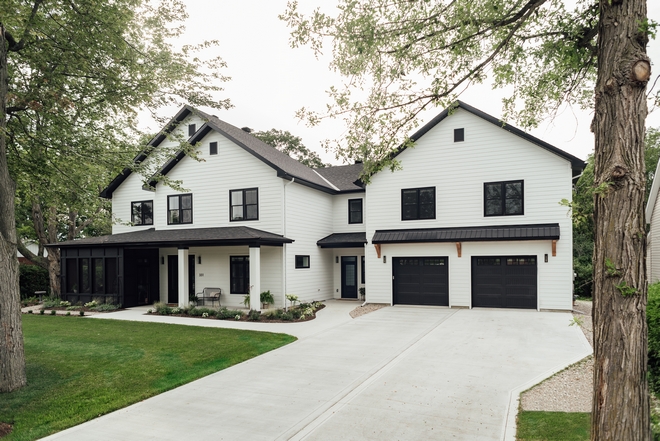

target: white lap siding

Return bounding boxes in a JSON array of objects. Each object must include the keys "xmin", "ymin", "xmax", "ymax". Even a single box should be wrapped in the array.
[
  {"xmin": 365, "ymin": 108, "xmax": 574, "ymax": 310},
  {"xmin": 284, "ymin": 183, "xmax": 334, "ymax": 303}
]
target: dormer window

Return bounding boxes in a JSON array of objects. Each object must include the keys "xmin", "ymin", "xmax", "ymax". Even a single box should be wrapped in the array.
[
  {"xmin": 188, "ymin": 124, "xmax": 196, "ymax": 137},
  {"xmin": 454, "ymin": 128, "xmax": 464, "ymax": 142}
]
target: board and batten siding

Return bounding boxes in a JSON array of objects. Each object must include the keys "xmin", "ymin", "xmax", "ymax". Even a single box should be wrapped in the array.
[
  {"xmin": 331, "ymin": 193, "xmax": 366, "ymax": 233},
  {"xmin": 153, "ymin": 130, "xmax": 284, "ymax": 233},
  {"xmin": 365, "ymin": 108, "xmax": 574, "ymax": 310},
  {"xmin": 111, "ymin": 114, "xmax": 206, "ymax": 234},
  {"xmin": 649, "ymin": 194, "xmax": 660, "ymax": 283},
  {"xmin": 284, "ymin": 182, "xmax": 334, "ymax": 303}
]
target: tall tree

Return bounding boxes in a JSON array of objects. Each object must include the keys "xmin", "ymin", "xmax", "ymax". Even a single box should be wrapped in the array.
[
  {"xmin": 283, "ymin": 0, "xmax": 654, "ymax": 438},
  {"xmin": 1, "ymin": 0, "xmax": 230, "ymax": 393},
  {"xmin": 253, "ymin": 129, "xmax": 328, "ymax": 168}
]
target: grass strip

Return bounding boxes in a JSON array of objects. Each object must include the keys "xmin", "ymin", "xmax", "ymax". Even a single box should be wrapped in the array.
[{"xmin": 517, "ymin": 411, "xmax": 590, "ymax": 441}]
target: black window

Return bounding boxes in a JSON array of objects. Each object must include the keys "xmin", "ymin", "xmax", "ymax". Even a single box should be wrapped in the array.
[
  {"xmin": 454, "ymin": 128, "xmax": 464, "ymax": 142},
  {"xmin": 79, "ymin": 258, "xmax": 90, "ymax": 293},
  {"xmin": 230, "ymin": 188, "xmax": 258, "ymax": 221},
  {"xmin": 66, "ymin": 259, "xmax": 78, "ymax": 293},
  {"xmin": 210, "ymin": 142, "xmax": 218, "ymax": 155},
  {"xmin": 131, "ymin": 200, "xmax": 153, "ymax": 225},
  {"xmin": 168, "ymin": 194, "xmax": 193, "ymax": 224},
  {"xmin": 348, "ymin": 199, "xmax": 363, "ymax": 224},
  {"xmin": 230, "ymin": 256, "xmax": 249, "ymax": 294},
  {"xmin": 188, "ymin": 124, "xmax": 196, "ymax": 136},
  {"xmin": 295, "ymin": 255, "xmax": 310, "ymax": 269},
  {"xmin": 484, "ymin": 180, "xmax": 524, "ymax": 216},
  {"xmin": 401, "ymin": 187, "xmax": 435, "ymax": 220}
]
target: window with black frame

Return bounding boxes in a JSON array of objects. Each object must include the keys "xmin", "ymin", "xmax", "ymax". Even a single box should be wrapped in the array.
[
  {"xmin": 484, "ymin": 180, "xmax": 523, "ymax": 216},
  {"xmin": 230, "ymin": 256, "xmax": 250, "ymax": 294},
  {"xmin": 348, "ymin": 198, "xmax": 363, "ymax": 224},
  {"xmin": 168, "ymin": 194, "xmax": 193, "ymax": 224},
  {"xmin": 230, "ymin": 188, "xmax": 258, "ymax": 221},
  {"xmin": 131, "ymin": 200, "xmax": 153, "ymax": 225},
  {"xmin": 401, "ymin": 187, "xmax": 435, "ymax": 220}
]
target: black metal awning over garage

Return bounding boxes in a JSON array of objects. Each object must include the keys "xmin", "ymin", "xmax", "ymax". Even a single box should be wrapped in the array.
[{"xmin": 372, "ymin": 223, "xmax": 560, "ymax": 244}]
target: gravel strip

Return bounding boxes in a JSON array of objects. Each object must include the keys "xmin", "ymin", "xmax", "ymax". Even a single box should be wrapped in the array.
[
  {"xmin": 350, "ymin": 303, "xmax": 388, "ymax": 318},
  {"xmin": 520, "ymin": 300, "xmax": 593, "ymax": 412}
]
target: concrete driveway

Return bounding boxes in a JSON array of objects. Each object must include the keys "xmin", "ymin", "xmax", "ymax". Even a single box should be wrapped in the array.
[{"xmin": 43, "ymin": 305, "xmax": 591, "ymax": 441}]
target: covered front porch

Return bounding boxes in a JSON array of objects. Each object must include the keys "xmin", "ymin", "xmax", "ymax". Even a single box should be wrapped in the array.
[{"xmin": 54, "ymin": 226, "xmax": 293, "ymax": 311}]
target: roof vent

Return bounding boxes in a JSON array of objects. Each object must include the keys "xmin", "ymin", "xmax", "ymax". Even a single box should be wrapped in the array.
[{"xmin": 241, "ymin": 127, "xmax": 253, "ymax": 133}]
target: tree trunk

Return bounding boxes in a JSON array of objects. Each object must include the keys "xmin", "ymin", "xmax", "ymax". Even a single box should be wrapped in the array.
[
  {"xmin": 591, "ymin": 0, "xmax": 651, "ymax": 439},
  {"xmin": 0, "ymin": 24, "xmax": 27, "ymax": 393},
  {"xmin": 46, "ymin": 247, "xmax": 60, "ymax": 297}
]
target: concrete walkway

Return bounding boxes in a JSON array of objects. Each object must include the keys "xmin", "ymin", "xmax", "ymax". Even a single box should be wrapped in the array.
[{"xmin": 43, "ymin": 305, "xmax": 591, "ymax": 441}]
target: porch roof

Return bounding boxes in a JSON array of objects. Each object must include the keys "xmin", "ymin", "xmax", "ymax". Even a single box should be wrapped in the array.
[
  {"xmin": 50, "ymin": 226, "xmax": 294, "ymax": 249},
  {"xmin": 317, "ymin": 232, "xmax": 367, "ymax": 248},
  {"xmin": 372, "ymin": 223, "xmax": 560, "ymax": 244}
]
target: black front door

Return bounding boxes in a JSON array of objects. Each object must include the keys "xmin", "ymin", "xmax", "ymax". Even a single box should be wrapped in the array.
[
  {"xmin": 167, "ymin": 255, "xmax": 195, "ymax": 304},
  {"xmin": 341, "ymin": 256, "xmax": 358, "ymax": 298}
]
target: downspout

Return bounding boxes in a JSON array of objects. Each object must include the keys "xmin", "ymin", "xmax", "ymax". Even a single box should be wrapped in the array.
[{"xmin": 283, "ymin": 177, "xmax": 295, "ymax": 311}]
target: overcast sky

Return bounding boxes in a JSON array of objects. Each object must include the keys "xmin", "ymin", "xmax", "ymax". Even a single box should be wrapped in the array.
[{"xmin": 145, "ymin": 1, "xmax": 660, "ymax": 165}]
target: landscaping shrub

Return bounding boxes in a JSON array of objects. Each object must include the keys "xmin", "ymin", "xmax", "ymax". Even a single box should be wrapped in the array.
[
  {"xmin": 19, "ymin": 264, "xmax": 49, "ymax": 299},
  {"xmin": 42, "ymin": 296, "xmax": 60, "ymax": 308},
  {"xmin": 280, "ymin": 311, "xmax": 294, "ymax": 321},
  {"xmin": 216, "ymin": 308, "xmax": 244, "ymax": 320},
  {"xmin": 91, "ymin": 304, "xmax": 119, "ymax": 312},
  {"xmin": 153, "ymin": 302, "xmax": 173, "ymax": 315},
  {"xmin": 264, "ymin": 309, "xmax": 283, "ymax": 320},
  {"xmin": 248, "ymin": 310, "xmax": 261, "ymax": 321},
  {"xmin": 648, "ymin": 283, "xmax": 660, "ymax": 395},
  {"xmin": 187, "ymin": 307, "xmax": 215, "ymax": 317}
]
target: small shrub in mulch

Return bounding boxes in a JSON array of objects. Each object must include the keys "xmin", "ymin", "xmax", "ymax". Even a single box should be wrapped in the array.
[
  {"xmin": 146, "ymin": 302, "xmax": 325, "ymax": 323},
  {"xmin": 0, "ymin": 422, "xmax": 12, "ymax": 438},
  {"xmin": 35, "ymin": 298, "xmax": 122, "ymax": 315}
]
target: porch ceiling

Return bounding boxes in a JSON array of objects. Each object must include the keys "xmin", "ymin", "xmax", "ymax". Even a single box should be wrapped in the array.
[{"xmin": 49, "ymin": 226, "xmax": 293, "ymax": 249}]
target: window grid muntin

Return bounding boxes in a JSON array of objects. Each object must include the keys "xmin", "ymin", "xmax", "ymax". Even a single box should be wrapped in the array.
[
  {"xmin": 484, "ymin": 180, "xmax": 524, "ymax": 217},
  {"xmin": 401, "ymin": 187, "xmax": 435, "ymax": 220},
  {"xmin": 348, "ymin": 198, "xmax": 363, "ymax": 224},
  {"xmin": 230, "ymin": 188, "xmax": 259, "ymax": 221},
  {"xmin": 168, "ymin": 194, "xmax": 193, "ymax": 225}
]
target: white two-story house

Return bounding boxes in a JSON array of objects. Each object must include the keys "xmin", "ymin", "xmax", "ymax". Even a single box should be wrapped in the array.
[{"xmin": 53, "ymin": 102, "xmax": 584, "ymax": 311}]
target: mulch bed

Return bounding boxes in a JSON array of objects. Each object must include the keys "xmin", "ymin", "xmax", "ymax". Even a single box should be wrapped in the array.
[
  {"xmin": 148, "ymin": 304, "xmax": 326, "ymax": 323},
  {"xmin": 0, "ymin": 422, "xmax": 12, "ymax": 438}
]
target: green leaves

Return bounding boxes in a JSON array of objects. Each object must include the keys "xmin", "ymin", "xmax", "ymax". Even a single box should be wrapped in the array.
[{"xmin": 282, "ymin": 0, "xmax": 599, "ymax": 174}]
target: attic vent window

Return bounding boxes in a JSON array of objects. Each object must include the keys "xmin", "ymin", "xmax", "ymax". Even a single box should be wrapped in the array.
[
  {"xmin": 210, "ymin": 142, "xmax": 218, "ymax": 155},
  {"xmin": 188, "ymin": 124, "xmax": 196, "ymax": 137},
  {"xmin": 454, "ymin": 128, "xmax": 464, "ymax": 142}
]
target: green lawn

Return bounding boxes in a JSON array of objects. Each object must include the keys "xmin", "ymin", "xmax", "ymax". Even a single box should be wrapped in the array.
[
  {"xmin": 517, "ymin": 411, "xmax": 590, "ymax": 441},
  {"xmin": 0, "ymin": 315, "xmax": 296, "ymax": 441}
]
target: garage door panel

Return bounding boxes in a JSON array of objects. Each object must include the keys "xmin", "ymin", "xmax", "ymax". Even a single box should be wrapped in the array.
[
  {"xmin": 394, "ymin": 257, "xmax": 448, "ymax": 306},
  {"xmin": 472, "ymin": 255, "xmax": 537, "ymax": 309}
]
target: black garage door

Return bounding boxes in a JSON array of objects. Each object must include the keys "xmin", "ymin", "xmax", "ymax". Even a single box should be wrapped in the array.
[
  {"xmin": 393, "ymin": 257, "xmax": 448, "ymax": 306},
  {"xmin": 471, "ymin": 256, "xmax": 537, "ymax": 309}
]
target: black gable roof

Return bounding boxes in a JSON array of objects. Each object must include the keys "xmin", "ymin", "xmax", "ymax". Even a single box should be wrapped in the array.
[
  {"xmin": 393, "ymin": 101, "xmax": 586, "ymax": 172},
  {"xmin": 146, "ymin": 115, "xmax": 344, "ymax": 194}
]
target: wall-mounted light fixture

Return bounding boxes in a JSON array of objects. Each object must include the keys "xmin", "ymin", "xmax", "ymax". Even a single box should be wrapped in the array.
[
  {"xmin": 161, "ymin": 256, "xmax": 164, "ymax": 265},
  {"xmin": 544, "ymin": 254, "xmax": 548, "ymax": 263},
  {"xmin": 198, "ymin": 256, "xmax": 202, "ymax": 265},
  {"xmin": 336, "ymin": 256, "xmax": 339, "ymax": 263},
  {"xmin": 383, "ymin": 255, "xmax": 387, "ymax": 263}
]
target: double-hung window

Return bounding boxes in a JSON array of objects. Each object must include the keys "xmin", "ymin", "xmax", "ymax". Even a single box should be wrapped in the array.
[
  {"xmin": 348, "ymin": 199, "xmax": 363, "ymax": 224},
  {"xmin": 484, "ymin": 180, "xmax": 524, "ymax": 216},
  {"xmin": 131, "ymin": 200, "xmax": 153, "ymax": 225},
  {"xmin": 168, "ymin": 194, "xmax": 193, "ymax": 224},
  {"xmin": 401, "ymin": 187, "xmax": 435, "ymax": 220},
  {"xmin": 230, "ymin": 256, "xmax": 250, "ymax": 294},
  {"xmin": 230, "ymin": 188, "xmax": 258, "ymax": 221}
]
